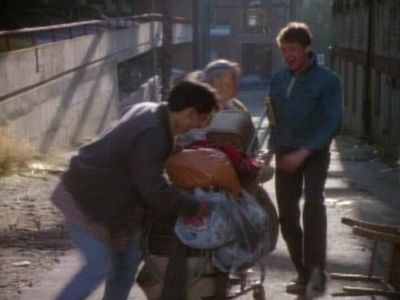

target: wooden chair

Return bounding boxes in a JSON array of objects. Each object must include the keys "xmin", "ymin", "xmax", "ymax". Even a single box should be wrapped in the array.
[{"xmin": 331, "ymin": 217, "xmax": 400, "ymax": 297}]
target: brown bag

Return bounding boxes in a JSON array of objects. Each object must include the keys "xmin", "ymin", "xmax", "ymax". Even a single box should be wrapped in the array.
[{"xmin": 166, "ymin": 148, "xmax": 241, "ymax": 197}]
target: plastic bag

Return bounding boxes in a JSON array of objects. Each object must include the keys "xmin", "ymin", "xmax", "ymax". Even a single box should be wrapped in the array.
[
  {"xmin": 166, "ymin": 148, "xmax": 241, "ymax": 197},
  {"xmin": 211, "ymin": 190, "xmax": 271, "ymax": 275},
  {"xmin": 174, "ymin": 188, "xmax": 236, "ymax": 250}
]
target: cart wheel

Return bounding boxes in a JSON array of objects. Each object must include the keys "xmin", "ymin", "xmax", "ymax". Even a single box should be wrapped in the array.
[{"xmin": 253, "ymin": 284, "xmax": 266, "ymax": 300}]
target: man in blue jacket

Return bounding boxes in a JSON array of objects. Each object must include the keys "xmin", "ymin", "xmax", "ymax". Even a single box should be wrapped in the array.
[{"xmin": 266, "ymin": 22, "xmax": 342, "ymax": 297}]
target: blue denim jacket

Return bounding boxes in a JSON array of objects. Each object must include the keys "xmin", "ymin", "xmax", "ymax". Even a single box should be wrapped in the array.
[{"xmin": 268, "ymin": 54, "xmax": 342, "ymax": 152}]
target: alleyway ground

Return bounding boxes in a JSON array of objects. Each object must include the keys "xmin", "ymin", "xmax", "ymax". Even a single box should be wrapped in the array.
[{"xmin": 0, "ymin": 90, "xmax": 399, "ymax": 299}]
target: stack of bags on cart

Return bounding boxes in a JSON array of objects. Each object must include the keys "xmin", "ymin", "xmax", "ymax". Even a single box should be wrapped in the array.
[{"xmin": 166, "ymin": 142, "xmax": 273, "ymax": 276}]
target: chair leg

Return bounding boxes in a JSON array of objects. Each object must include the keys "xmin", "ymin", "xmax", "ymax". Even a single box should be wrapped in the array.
[
  {"xmin": 330, "ymin": 273, "xmax": 382, "ymax": 282},
  {"xmin": 342, "ymin": 286, "xmax": 400, "ymax": 297},
  {"xmin": 330, "ymin": 239, "xmax": 381, "ymax": 282},
  {"xmin": 333, "ymin": 218, "xmax": 400, "ymax": 298}
]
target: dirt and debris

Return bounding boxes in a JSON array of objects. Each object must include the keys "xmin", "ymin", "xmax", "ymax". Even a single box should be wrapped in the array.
[{"xmin": 0, "ymin": 157, "xmax": 72, "ymax": 299}]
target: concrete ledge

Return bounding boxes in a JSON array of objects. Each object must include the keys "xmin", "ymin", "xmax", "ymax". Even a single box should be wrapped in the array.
[{"xmin": 0, "ymin": 21, "xmax": 191, "ymax": 152}]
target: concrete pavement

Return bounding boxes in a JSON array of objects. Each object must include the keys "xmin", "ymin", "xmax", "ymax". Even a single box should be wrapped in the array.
[{"xmin": 18, "ymin": 90, "xmax": 400, "ymax": 299}]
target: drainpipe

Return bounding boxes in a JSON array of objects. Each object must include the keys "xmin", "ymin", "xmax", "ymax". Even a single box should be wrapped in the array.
[
  {"xmin": 193, "ymin": 0, "xmax": 201, "ymax": 68},
  {"xmin": 287, "ymin": 0, "xmax": 291, "ymax": 22},
  {"xmin": 151, "ymin": 0, "xmax": 158, "ymax": 101},
  {"xmin": 161, "ymin": 0, "xmax": 172, "ymax": 100},
  {"xmin": 116, "ymin": 0, "xmax": 122, "ymax": 17},
  {"xmin": 192, "ymin": 0, "xmax": 210, "ymax": 68},
  {"xmin": 363, "ymin": 0, "xmax": 373, "ymax": 137}
]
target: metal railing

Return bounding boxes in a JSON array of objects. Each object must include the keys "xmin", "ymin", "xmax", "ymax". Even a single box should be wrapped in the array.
[{"xmin": 0, "ymin": 13, "xmax": 189, "ymax": 52}]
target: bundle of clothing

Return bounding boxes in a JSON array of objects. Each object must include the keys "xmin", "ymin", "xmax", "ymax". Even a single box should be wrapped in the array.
[
  {"xmin": 166, "ymin": 143, "xmax": 273, "ymax": 275},
  {"xmin": 175, "ymin": 187, "xmax": 271, "ymax": 275}
]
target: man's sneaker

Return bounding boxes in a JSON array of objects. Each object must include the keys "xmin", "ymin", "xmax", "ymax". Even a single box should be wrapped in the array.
[
  {"xmin": 286, "ymin": 277, "xmax": 307, "ymax": 295},
  {"xmin": 306, "ymin": 267, "xmax": 329, "ymax": 298}
]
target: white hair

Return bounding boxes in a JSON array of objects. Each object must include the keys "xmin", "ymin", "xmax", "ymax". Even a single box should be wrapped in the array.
[{"xmin": 203, "ymin": 59, "xmax": 240, "ymax": 83}]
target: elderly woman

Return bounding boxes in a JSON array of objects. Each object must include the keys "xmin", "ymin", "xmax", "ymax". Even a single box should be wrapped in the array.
[
  {"xmin": 179, "ymin": 59, "xmax": 253, "ymax": 145},
  {"xmin": 186, "ymin": 59, "xmax": 248, "ymax": 112},
  {"xmin": 191, "ymin": 59, "xmax": 279, "ymax": 184}
]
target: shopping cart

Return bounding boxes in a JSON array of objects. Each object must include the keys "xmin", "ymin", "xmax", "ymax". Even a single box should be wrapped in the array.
[{"xmin": 137, "ymin": 104, "xmax": 279, "ymax": 300}]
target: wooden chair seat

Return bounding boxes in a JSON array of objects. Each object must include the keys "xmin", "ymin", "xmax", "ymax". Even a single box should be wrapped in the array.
[{"xmin": 331, "ymin": 217, "xmax": 400, "ymax": 297}]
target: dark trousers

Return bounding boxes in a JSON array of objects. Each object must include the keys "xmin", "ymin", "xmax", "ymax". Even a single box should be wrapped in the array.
[{"xmin": 275, "ymin": 147, "xmax": 330, "ymax": 281}]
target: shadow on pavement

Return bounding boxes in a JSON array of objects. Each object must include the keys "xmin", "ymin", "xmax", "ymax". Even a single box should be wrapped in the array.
[{"xmin": 0, "ymin": 226, "xmax": 72, "ymax": 251}]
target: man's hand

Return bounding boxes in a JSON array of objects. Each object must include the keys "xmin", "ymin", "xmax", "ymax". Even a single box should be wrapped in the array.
[
  {"xmin": 259, "ymin": 150, "xmax": 274, "ymax": 165},
  {"xmin": 278, "ymin": 148, "xmax": 311, "ymax": 173}
]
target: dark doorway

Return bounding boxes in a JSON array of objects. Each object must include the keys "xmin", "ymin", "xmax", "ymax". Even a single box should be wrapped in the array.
[{"xmin": 241, "ymin": 43, "xmax": 271, "ymax": 76}]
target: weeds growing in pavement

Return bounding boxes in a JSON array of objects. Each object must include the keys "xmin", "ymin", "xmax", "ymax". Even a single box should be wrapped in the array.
[{"xmin": 0, "ymin": 134, "xmax": 35, "ymax": 176}]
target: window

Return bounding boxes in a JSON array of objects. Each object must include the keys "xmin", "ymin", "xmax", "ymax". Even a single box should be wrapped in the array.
[
  {"xmin": 245, "ymin": 0, "xmax": 266, "ymax": 34},
  {"xmin": 118, "ymin": 51, "xmax": 158, "ymax": 101}
]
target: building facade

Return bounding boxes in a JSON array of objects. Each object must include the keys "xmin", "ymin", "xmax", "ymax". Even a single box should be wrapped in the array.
[
  {"xmin": 331, "ymin": 0, "xmax": 400, "ymax": 158},
  {"xmin": 207, "ymin": 0, "xmax": 292, "ymax": 78}
]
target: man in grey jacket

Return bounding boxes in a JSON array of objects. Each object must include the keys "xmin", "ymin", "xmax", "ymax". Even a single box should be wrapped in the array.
[{"xmin": 51, "ymin": 80, "xmax": 218, "ymax": 300}]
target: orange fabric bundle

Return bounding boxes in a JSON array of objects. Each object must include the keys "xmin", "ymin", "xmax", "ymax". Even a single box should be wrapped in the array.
[{"xmin": 166, "ymin": 148, "xmax": 241, "ymax": 197}]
